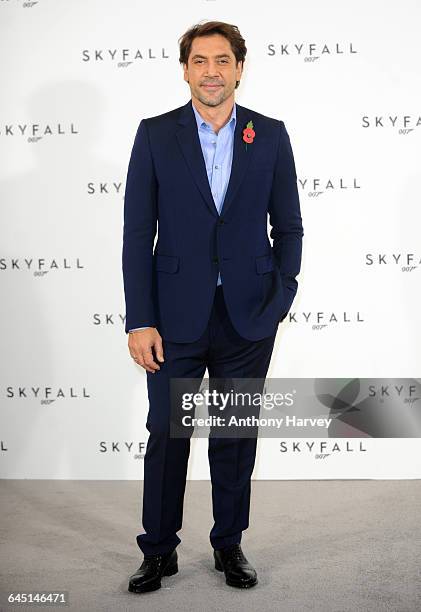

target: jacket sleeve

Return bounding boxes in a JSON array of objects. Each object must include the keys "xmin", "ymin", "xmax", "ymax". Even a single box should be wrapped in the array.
[
  {"xmin": 122, "ymin": 119, "xmax": 158, "ymax": 334},
  {"xmin": 268, "ymin": 120, "xmax": 304, "ymax": 322}
]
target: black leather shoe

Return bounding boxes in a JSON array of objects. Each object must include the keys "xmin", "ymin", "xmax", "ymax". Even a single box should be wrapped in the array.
[
  {"xmin": 128, "ymin": 548, "xmax": 178, "ymax": 593},
  {"xmin": 214, "ymin": 543, "xmax": 258, "ymax": 588}
]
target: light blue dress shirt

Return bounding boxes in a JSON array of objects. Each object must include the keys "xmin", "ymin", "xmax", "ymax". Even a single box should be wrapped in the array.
[
  {"xmin": 192, "ymin": 101, "xmax": 236, "ymax": 286},
  {"xmin": 129, "ymin": 101, "xmax": 236, "ymax": 332}
]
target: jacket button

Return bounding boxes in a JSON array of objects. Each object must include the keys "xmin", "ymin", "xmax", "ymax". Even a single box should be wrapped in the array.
[
  {"xmin": 212, "ymin": 257, "xmax": 219, "ymax": 264},
  {"xmin": 219, "ymin": 218, "xmax": 225, "ymax": 225}
]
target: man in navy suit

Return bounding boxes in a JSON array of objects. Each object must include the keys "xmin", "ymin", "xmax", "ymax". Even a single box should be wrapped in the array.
[{"xmin": 123, "ymin": 21, "xmax": 303, "ymax": 593}]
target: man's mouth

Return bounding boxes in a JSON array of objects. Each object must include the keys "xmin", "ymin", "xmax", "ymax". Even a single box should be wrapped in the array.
[{"xmin": 202, "ymin": 84, "xmax": 223, "ymax": 90}]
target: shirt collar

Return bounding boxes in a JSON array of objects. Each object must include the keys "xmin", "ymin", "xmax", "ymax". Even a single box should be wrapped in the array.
[{"xmin": 192, "ymin": 100, "xmax": 236, "ymax": 132}]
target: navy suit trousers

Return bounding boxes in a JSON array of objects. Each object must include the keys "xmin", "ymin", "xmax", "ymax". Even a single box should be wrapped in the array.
[{"xmin": 137, "ymin": 285, "xmax": 278, "ymax": 555}]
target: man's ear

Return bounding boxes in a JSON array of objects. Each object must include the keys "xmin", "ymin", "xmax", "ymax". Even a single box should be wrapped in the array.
[
  {"xmin": 183, "ymin": 63, "xmax": 189, "ymax": 83},
  {"xmin": 235, "ymin": 61, "xmax": 243, "ymax": 88}
]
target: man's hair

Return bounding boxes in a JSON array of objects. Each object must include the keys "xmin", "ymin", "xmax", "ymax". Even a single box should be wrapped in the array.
[{"xmin": 178, "ymin": 21, "xmax": 247, "ymax": 88}]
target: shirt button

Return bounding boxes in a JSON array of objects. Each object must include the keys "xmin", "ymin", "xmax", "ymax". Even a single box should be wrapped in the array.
[{"xmin": 215, "ymin": 165, "xmax": 219, "ymax": 169}]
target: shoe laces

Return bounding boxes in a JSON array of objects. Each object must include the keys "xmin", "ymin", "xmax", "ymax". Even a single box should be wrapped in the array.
[
  {"xmin": 222, "ymin": 544, "xmax": 246, "ymax": 563},
  {"xmin": 143, "ymin": 553, "xmax": 163, "ymax": 567}
]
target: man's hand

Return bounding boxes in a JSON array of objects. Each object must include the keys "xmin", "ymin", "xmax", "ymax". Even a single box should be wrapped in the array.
[{"xmin": 128, "ymin": 328, "xmax": 164, "ymax": 373}]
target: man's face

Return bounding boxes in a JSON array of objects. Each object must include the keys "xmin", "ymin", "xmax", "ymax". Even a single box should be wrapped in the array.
[{"xmin": 183, "ymin": 33, "xmax": 243, "ymax": 108}]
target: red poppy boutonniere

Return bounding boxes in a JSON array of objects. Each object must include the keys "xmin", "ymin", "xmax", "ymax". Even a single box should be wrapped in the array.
[{"xmin": 242, "ymin": 120, "xmax": 255, "ymax": 151}]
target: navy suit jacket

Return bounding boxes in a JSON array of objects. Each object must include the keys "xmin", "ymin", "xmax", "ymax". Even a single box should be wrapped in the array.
[{"xmin": 122, "ymin": 98, "xmax": 304, "ymax": 342}]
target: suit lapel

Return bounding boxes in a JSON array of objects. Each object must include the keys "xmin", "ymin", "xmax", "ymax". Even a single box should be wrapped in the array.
[
  {"xmin": 175, "ymin": 99, "xmax": 256, "ymax": 219},
  {"xmin": 176, "ymin": 100, "xmax": 217, "ymax": 218},
  {"xmin": 220, "ymin": 102, "xmax": 255, "ymax": 218}
]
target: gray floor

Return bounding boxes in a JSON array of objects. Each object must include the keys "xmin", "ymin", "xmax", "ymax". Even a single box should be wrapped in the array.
[{"xmin": 0, "ymin": 479, "xmax": 420, "ymax": 612}]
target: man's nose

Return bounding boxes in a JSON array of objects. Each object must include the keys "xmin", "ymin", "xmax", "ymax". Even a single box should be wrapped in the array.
[{"xmin": 204, "ymin": 63, "xmax": 220, "ymax": 76}]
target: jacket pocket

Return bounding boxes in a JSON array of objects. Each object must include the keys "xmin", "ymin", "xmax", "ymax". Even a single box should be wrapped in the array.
[
  {"xmin": 155, "ymin": 254, "xmax": 179, "ymax": 274},
  {"xmin": 255, "ymin": 254, "xmax": 275, "ymax": 274}
]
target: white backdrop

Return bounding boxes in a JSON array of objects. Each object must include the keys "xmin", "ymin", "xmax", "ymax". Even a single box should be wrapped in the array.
[{"xmin": 1, "ymin": 0, "xmax": 420, "ymax": 479}]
